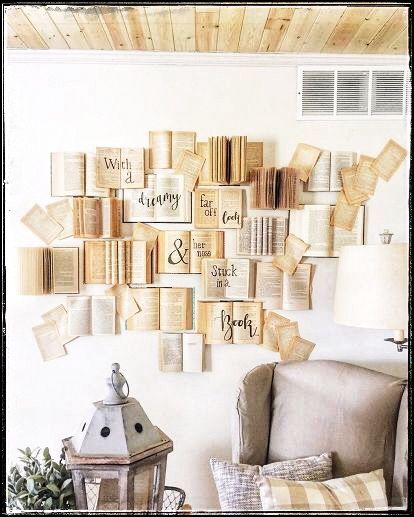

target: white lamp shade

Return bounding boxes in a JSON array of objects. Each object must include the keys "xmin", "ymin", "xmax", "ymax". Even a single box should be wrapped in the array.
[{"xmin": 334, "ymin": 244, "xmax": 408, "ymax": 330}]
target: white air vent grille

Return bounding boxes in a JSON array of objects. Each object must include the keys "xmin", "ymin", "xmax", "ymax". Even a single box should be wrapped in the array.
[{"xmin": 298, "ymin": 66, "xmax": 408, "ymax": 119}]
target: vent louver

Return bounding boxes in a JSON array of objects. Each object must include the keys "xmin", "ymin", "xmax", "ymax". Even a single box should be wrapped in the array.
[
  {"xmin": 302, "ymin": 71, "xmax": 335, "ymax": 116},
  {"xmin": 371, "ymin": 70, "xmax": 405, "ymax": 115}
]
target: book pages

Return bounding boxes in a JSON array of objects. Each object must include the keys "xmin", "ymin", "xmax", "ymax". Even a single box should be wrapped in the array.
[
  {"xmin": 255, "ymin": 262, "xmax": 283, "ymax": 310},
  {"xmin": 183, "ymin": 333, "xmax": 204, "ymax": 372},
  {"xmin": 158, "ymin": 231, "xmax": 190, "ymax": 274},
  {"xmin": 246, "ymin": 142, "xmax": 263, "ymax": 170},
  {"xmin": 224, "ymin": 259, "xmax": 252, "ymax": 299},
  {"xmin": 194, "ymin": 189, "xmax": 220, "ymax": 228},
  {"xmin": 282, "ymin": 264, "xmax": 311, "ymax": 311},
  {"xmin": 84, "ymin": 241, "xmax": 106, "ymax": 283},
  {"xmin": 32, "ymin": 322, "xmax": 67, "ymax": 361},
  {"xmin": 17, "ymin": 247, "xmax": 46, "ymax": 295},
  {"xmin": 96, "ymin": 147, "xmax": 121, "ymax": 188},
  {"xmin": 286, "ymin": 336, "xmax": 315, "ymax": 361},
  {"xmin": 354, "ymin": 155, "xmax": 377, "ymax": 196},
  {"xmin": 201, "ymin": 258, "xmax": 226, "ymax": 298},
  {"xmin": 159, "ymin": 333, "xmax": 183, "ymax": 372},
  {"xmin": 289, "ymin": 205, "xmax": 331, "ymax": 257},
  {"xmin": 289, "ymin": 143, "xmax": 321, "ymax": 182},
  {"xmin": 273, "ymin": 235, "xmax": 310, "ymax": 275},
  {"xmin": 130, "ymin": 240, "xmax": 150, "ymax": 284},
  {"xmin": 155, "ymin": 173, "xmax": 189, "ymax": 222},
  {"xmin": 219, "ymin": 189, "xmax": 242, "ymax": 228},
  {"xmin": 197, "ymin": 301, "xmax": 233, "ymax": 345},
  {"xmin": 331, "ymin": 205, "xmax": 364, "ymax": 257},
  {"xmin": 132, "ymin": 222, "xmax": 160, "ymax": 254},
  {"xmin": 46, "ymin": 199, "xmax": 73, "ymax": 239},
  {"xmin": 52, "ymin": 247, "xmax": 79, "ymax": 294},
  {"xmin": 175, "ymin": 150, "xmax": 205, "ymax": 191},
  {"xmin": 149, "ymin": 130, "xmax": 172, "ymax": 169},
  {"xmin": 330, "ymin": 151, "xmax": 357, "ymax": 191},
  {"xmin": 331, "ymin": 191, "xmax": 360, "ymax": 231},
  {"xmin": 341, "ymin": 167, "xmax": 369, "ymax": 205},
  {"xmin": 120, "ymin": 147, "xmax": 145, "ymax": 189},
  {"xmin": 67, "ymin": 296, "xmax": 92, "ymax": 336},
  {"xmin": 196, "ymin": 142, "xmax": 210, "ymax": 185},
  {"xmin": 21, "ymin": 204, "xmax": 63, "ymax": 244},
  {"xmin": 51, "ymin": 152, "xmax": 84, "ymax": 196},
  {"xmin": 262, "ymin": 311, "xmax": 290, "ymax": 351},
  {"xmin": 91, "ymin": 296, "xmax": 116, "ymax": 335},
  {"xmin": 249, "ymin": 167, "xmax": 299, "ymax": 209},
  {"xmin": 190, "ymin": 231, "xmax": 224, "ymax": 274},
  {"xmin": 372, "ymin": 139, "xmax": 407, "ymax": 181},
  {"xmin": 276, "ymin": 321, "xmax": 300, "ymax": 360},
  {"xmin": 171, "ymin": 131, "xmax": 196, "ymax": 168},
  {"xmin": 307, "ymin": 150, "xmax": 330, "ymax": 191},
  {"xmin": 237, "ymin": 216, "xmax": 287, "ymax": 256},
  {"xmin": 127, "ymin": 288, "xmax": 160, "ymax": 331},
  {"xmin": 159, "ymin": 288, "xmax": 193, "ymax": 331},
  {"xmin": 105, "ymin": 284, "xmax": 140, "ymax": 321},
  {"xmin": 232, "ymin": 302, "xmax": 262, "ymax": 345},
  {"xmin": 85, "ymin": 153, "xmax": 112, "ymax": 197},
  {"xmin": 41, "ymin": 305, "xmax": 77, "ymax": 346}
]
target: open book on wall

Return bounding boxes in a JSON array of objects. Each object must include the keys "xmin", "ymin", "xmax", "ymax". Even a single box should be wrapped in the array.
[
  {"xmin": 96, "ymin": 147, "xmax": 145, "ymax": 189},
  {"xmin": 237, "ymin": 215, "xmax": 288, "ymax": 256},
  {"xmin": 289, "ymin": 204, "xmax": 365, "ymax": 257},
  {"xmin": 149, "ymin": 131, "xmax": 196, "ymax": 169},
  {"xmin": 123, "ymin": 173, "xmax": 192, "ymax": 223},
  {"xmin": 201, "ymin": 258, "xmax": 255, "ymax": 300},
  {"xmin": 158, "ymin": 230, "xmax": 224, "ymax": 274},
  {"xmin": 67, "ymin": 295, "xmax": 116, "ymax": 336},
  {"xmin": 159, "ymin": 333, "xmax": 204, "ymax": 373},
  {"xmin": 197, "ymin": 301, "xmax": 263, "ymax": 345},
  {"xmin": 194, "ymin": 188, "xmax": 243, "ymax": 229},
  {"xmin": 304, "ymin": 151, "xmax": 358, "ymax": 192},
  {"xmin": 73, "ymin": 198, "xmax": 122, "ymax": 238}
]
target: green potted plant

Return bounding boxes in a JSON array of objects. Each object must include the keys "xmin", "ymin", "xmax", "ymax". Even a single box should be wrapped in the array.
[{"xmin": 7, "ymin": 447, "xmax": 75, "ymax": 511}]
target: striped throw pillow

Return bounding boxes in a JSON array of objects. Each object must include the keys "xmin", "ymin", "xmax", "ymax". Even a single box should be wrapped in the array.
[{"xmin": 256, "ymin": 469, "xmax": 388, "ymax": 511}]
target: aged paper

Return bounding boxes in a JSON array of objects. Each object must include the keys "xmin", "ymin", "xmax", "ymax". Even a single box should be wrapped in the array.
[
  {"xmin": 105, "ymin": 284, "xmax": 140, "ymax": 321},
  {"xmin": 286, "ymin": 336, "xmax": 315, "ymax": 361},
  {"xmin": 84, "ymin": 240, "xmax": 106, "ymax": 284},
  {"xmin": 21, "ymin": 204, "xmax": 63, "ymax": 244},
  {"xmin": 32, "ymin": 322, "xmax": 67, "ymax": 361},
  {"xmin": 159, "ymin": 288, "xmax": 192, "ymax": 332},
  {"xmin": 41, "ymin": 304, "xmax": 77, "ymax": 346},
  {"xmin": 120, "ymin": 147, "xmax": 145, "ymax": 189},
  {"xmin": 255, "ymin": 262, "xmax": 283, "ymax": 310},
  {"xmin": 219, "ymin": 189, "xmax": 242, "ymax": 228},
  {"xmin": 85, "ymin": 153, "xmax": 111, "ymax": 198},
  {"xmin": 190, "ymin": 230, "xmax": 224, "ymax": 274},
  {"xmin": 198, "ymin": 301, "xmax": 233, "ymax": 345},
  {"xmin": 194, "ymin": 188, "xmax": 219, "ymax": 228},
  {"xmin": 171, "ymin": 131, "xmax": 196, "ymax": 168},
  {"xmin": 331, "ymin": 205, "xmax": 364, "ymax": 257},
  {"xmin": 149, "ymin": 130, "xmax": 172, "ymax": 169},
  {"xmin": 262, "ymin": 311, "xmax": 290, "ymax": 352},
  {"xmin": 96, "ymin": 147, "xmax": 121, "ymax": 189},
  {"xmin": 276, "ymin": 321, "xmax": 300, "ymax": 360},
  {"xmin": 273, "ymin": 234, "xmax": 310, "ymax": 275},
  {"xmin": 133, "ymin": 222, "xmax": 160, "ymax": 254},
  {"xmin": 288, "ymin": 205, "xmax": 331, "ymax": 257},
  {"xmin": 196, "ymin": 142, "xmax": 210, "ymax": 185},
  {"xmin": 341, "ymin": 167, "xmax": 369, "ymax": 205},
  {"xmin": 354, "ymin": 155, "xmax": 377, "ymax": 196},
  {"xmin": 158, "ymin": 230, "xmax": 190, "ymax": 274},
  {"xmin": 18, "ymin": 247, "xmax": 46, "ymax": 295},
  {"xmin": 282, "ymin": 264, "xmax": 311, "ymax": 311},
  {"xmin": 330, "ymin": 151, "xmax": 357, "ymax": 191},
  {"xmin": 289, "ymin": 143, "xmax": 321, "ymax": 182},
  {"xmin": 201, "ymin": 258, "xmax": 226, "ymax": 299},
  {"xmin": 331, "ymin": 191, "xmax": 360, "ymax": 231},
  {"xmin": 246, "ymin": 142, "xmax": 263, "ymax": 170},
  {"xmin": 52, "ymin": 247, "xmax": 79, "ymax": 294},
  {"xmin": 159, "ymin": 333, "xmax": 183, "ymax": 372},
  {"xmin": 371, "ymin": 139, "xmax": 407, "ymax": 181},
  {"xmin": 91, "ymin": 296, "xmax": 116, "ymax": 335},
  {"xmin": 46, "ymin": 199, "xmax": 73, "ymax": 239},
  {"xmin": 232, "ymin": 302, "xmax": 262, "ymax": 345},
  {"xmin": 307, "ymin": 150, "xmax": 330, "ymax": 192},
  {"xmin": 51, "ymin": 152, "xmax": 84, "ymax": 196},
  {"xmin": 127, "ymin": 288, "xmax": 160, "ymax": 331},
  {"xmin": 67, "ymin": 296, "xmax": 92, "ymax": 336},
  {"xmin": 175, "ymin": 150, "xmax": 205, "ymax": 191}
]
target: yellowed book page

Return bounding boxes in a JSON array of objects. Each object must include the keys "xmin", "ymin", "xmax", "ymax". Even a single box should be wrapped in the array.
[
  {"xmin": 158, "ymin": 231, "xmax": 190, "ymax": 274},
  {"xmin": 154, "ymin": 173, "xmax": 188, "ymax": 222},
  {"xmin": 372, "ymin": 139, "xmax": 407, "ymax": 181},
  {"xmin": 41, "ymin": 304, "xmax": 77, "ymax": 346},
  {"xmin": 91, "ymin": 296, "xmax": 116, "ymax": 335},
  {"xmin": 330, "ymin": 151, "xmax": 357, "ymax": 191},
  {"xmin": 354, "ymin": 155, "xmax": 377, "ymax": 196},
  {"xmin": 127, "ymin": 288, "xmax": 160, "ymax": 330},
  {"xmin": 117, "ymin": 240, "xmax": 126, "ymax": 285},
  {"xmin": 219, "ymin": 189, "xmax": 242, "ymax": 229},
  {"xmin": 149, "ymin": 130, "xmax": 172, "ymax": 169},
  {"xmin": 331, "ymin": 205, "xmax": 364, "ymax": 257},
  {"xmin": 17, "ymin": 247, "xmax": 45, "ymax": 295},
  {"xmin": 120, "ymin": 147, "xmax": 145, "ymax": 189},
  {"xmin": 46, "ymin": 199, "xmax": 73, "ymax": 239},
  {"xmin": 201, "ymin": 258, "xmax": 226, "ymax": 299},
  {"xmin": 52, "ymin": 247, "xmax": 79, "ymax": 294},
  {"xmin": 72, "ymin": 198, "xmax": 81, "ymax": 237},
  {"xmin": 160, "ymin": 288, "xmax": 193, "ymax": 331},
  {"xmin": 262, "ymin": 311, "xmax": 290, "ymax": 351},
  {"xmin": 123, "ymin": 175, "xmax": 156, "ymax": 222},
  {"xmin": 255, "ymin": 262, "xmax": 283, "ymax": 310},
  {"xmin": 100, "ymin": 198, "xmax": 119, "ymax": 239},
  {"xmin": 82, "ymin": 198, "xmax": 100, "ymax": 238},
  {"xmin": 289, "ymin": 205, "xmax": 330, "ymax": 257},
  {"xmin": 67, "ymin": 296, "xmax": 92, "ymax": 336},
  {"xmin": 246, "ymin": 142, "xmax": 263, "ymax": 170},
  {"xmin": 85, "ymin": 153, "xmax": 112, "ymax": 197},
  {"xmin": 96, "ymin": 147, "xmax": 121, "ymax": 188},
  {"xmin": 159, "ymin": 333, "xmax": 183, "ymax": 372},
  {"xmin": 306, "ymin": 150, "xmax": 330, "ymax": 192},
  {"xmin": 32, "ymin": 322, "xmax": 66, "ymax": 361},
  {"xmin": 341, "ymin": 167, "xmax": 369, "ymax": 205},
  {"xmin": 51, "ymin": 152, "xmax": 84, "ymax": 196},
  {"xmin": 111, "ymin": 241, "xmax": 118, "ymax": 285},
  {"xmin": 130, "ymin": 241, "xmax": 148, "ymax": 284},
  {"xmin": 331, "ymin": 191, "xmax": 360, "ymax": 231},
  {"xmin": 182, "ymin": 333, "xmax": 204, "ymax": 373},
  {"xmin": 132, "ymin": 222, "xmax": 160, "ymax": 254},
  {"xmin": 232, "ymin": 302, "xmax": 263, "ymax": 345},
  {"xmin": 190, "ymin": 230, "xmax": 224, "ymax": 274},
  {"xmin": 105, "ymin": 284, "xmax": 140, "ymax": 320},
  {"xmin": 288, "ymin": 143, "xmax": 321, "ymax": 182},
  {"xmin": 276, "ymin": 321, "xmax": 300, "ymax": 360},
  {"xmin": 172, "ymin": 131, "xmax": 196, "ymax": 168},
  {"xmin": 105, "ymin": 241, "xmax": 112, "ymax": 285},
  {"xmin": 21, "ymin": 204, "xmax": 63, "ymax": 245},
  {"xmin": 43, "ymin": 248, "xmax": 52, "ymax": 294},
  {"xmin": 282, "ymin": 264, "xmax": 311, "ymax": 311},
  {"xmin": 286, "ymin": 336, "xmax": 315, "ymax": 361},
  {"xmin": 273, "ymin": 234, "xmax": 310, "ymax": 275},
  {"xmin": 197, "ymin": 142, "xmax": 211, "ymax": 185},
  {"xmin": 224, "ymin": 258, "xmax": 252, "ymax": 300},
  {"xmin": 175, "ymin": 150, "xmax": 205, "ymax": 191},
  {"xmin": 194, "ymin": 189, "xmax": 219, "ymax": 228},
  {"xmin": 200, "ymin": 301, "xmax": 233, "ymax": 345}
]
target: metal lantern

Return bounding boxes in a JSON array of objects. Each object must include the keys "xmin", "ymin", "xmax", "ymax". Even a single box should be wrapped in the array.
[{"xmin": 63, "ymin": 363, "xmax": 173, "ymax": 511}]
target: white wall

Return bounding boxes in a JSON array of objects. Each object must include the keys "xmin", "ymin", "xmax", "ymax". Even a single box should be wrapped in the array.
[{"xmin": 5, "ymin": 52, "xmax": 409, "ymax": 511}]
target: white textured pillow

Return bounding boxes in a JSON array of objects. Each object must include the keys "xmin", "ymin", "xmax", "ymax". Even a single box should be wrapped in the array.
[
  {"xmin": 256, "ymin": 468, "xmax": 388, "ymax": 511},
  {"xmin": 210, "ymin": 452, "xmax": 332, "ymax": 512}
]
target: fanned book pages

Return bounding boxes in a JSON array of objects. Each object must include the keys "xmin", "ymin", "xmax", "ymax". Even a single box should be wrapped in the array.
[
  {"xmin": 249, "ymin": 168, "xmax": 299, "ymax": 209},
  {"xmin": 288, "ymin": 143, "xmax": 321, "ymax": 182},
  {"xmin": 96, "ymin": 147, "xmax": 145, "ymax": 189},
  {"xmin": 237, "ymin": 216, "xmax": 288, "ymax": 256},
  {"xmin": 158, "ymin": 230, "xmax": 224, "ymax": 274},
  {"xmin": 126, "ymin": 287, "xmax": 193, "ymax": 332},
  {"xmin": 194, "ymin": 188, "xmax": 243, "ymax": 229},
  {"xmin": 202, "ymin": 136, "xmax": 248, "ymax": 185},
  {"xmin": 149, "ymin": 130, "xmax": 195, "ymax": 169},
  {"xmin": 123, "ymin": 173, "xmax": 192, "ymax": 223},
  {"xmin": 201, "ymin": 258, "xmax": 255, "ymax": 300},
  {"xmin": 255, "ymin": 262, "xmax": 311, "ymax": 310},
  {"xmin": 21, "ymin": 204, "xmax": 64, "ymax": 245},
  {"xmin": 371, "ymin": 139, "xmax": 407, "ymax": 181},
  {"xmin": 73, "ymin": 197, "xmax": 121, "ymax": 238},
  {"xmin": 51, "ymin": 152, "xmax": 113, "ymax": 197},
  {"xmin": 67, "ymin": 295, "xmax": 116, "ymax": 336},
  {"xmin": 289, "ymin": 204, "xmax": 364, "ymax": 257},
  {"xmin": 84, "ymin": 240, "xmax": 154, "ymax": 285},
  {"xmin": 197, "ymin": 301, "xmax": 263, "ymax": 345},
  {"xmin": 17, "ymin": 247, "xmax": 79, "ymax": 295},
  {"xmin": 305, "ymin": 151, "xmax": 357, "ymax": 192},
  {"xmin": 159, "ymin": 333, "xmax": 204, "ymax": 373}
]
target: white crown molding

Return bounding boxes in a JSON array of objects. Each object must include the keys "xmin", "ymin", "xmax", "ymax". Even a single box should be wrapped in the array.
[{"xmin": 6, "ymin": 49, "xmax": 409, "ymax": 68}]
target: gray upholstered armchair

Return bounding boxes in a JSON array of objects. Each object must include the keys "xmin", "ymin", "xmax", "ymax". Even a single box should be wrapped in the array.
[{"xmin": 232, "ymin": 360, "xmax": 408, "ymax": 508}]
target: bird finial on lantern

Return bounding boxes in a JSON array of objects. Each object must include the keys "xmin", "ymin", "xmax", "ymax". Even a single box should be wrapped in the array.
[{"xmin": 103, "ymin": 363, "xmax": 129, "ymax": 405}]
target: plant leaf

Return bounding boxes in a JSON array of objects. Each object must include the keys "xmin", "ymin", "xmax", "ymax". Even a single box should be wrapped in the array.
[
  {"xmin": 60, "ymin": 479, "xmax": 73, "ymax": 491},
  {"xmin": 46, "ymin": 483, "xmax": 60, "ymax": 497},
  {"xmin": 25, "ymin": 447, "xmax": 31, "ymax": 457},
  {"xmin": 26, "ymin": 478, "xmax": 35, "ymax": 493},
  {"xmin": 44, "ymin": 497, "xmax": 53, "ymax": 510}
]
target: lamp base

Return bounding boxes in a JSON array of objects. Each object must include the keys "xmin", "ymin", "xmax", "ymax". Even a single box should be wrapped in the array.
[{"xmin": 384, "ymin": 338, "xmax": 408, "ymax": 352}]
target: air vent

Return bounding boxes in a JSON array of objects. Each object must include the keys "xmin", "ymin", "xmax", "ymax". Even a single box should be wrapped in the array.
[{"xmin": 298, "ymin": 66, "xmax": 408, "ymax": 119}]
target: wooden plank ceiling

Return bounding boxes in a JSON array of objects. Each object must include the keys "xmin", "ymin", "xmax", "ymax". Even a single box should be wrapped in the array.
[{"xmin": 6, "ymin": 5, "xmax": 409, "ymax": 54}]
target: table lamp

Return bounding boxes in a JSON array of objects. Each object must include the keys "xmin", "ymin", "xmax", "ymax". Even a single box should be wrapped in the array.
[{"xmin": 333, "ymin": 242, "xmax": 408, "ymax": 351}]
